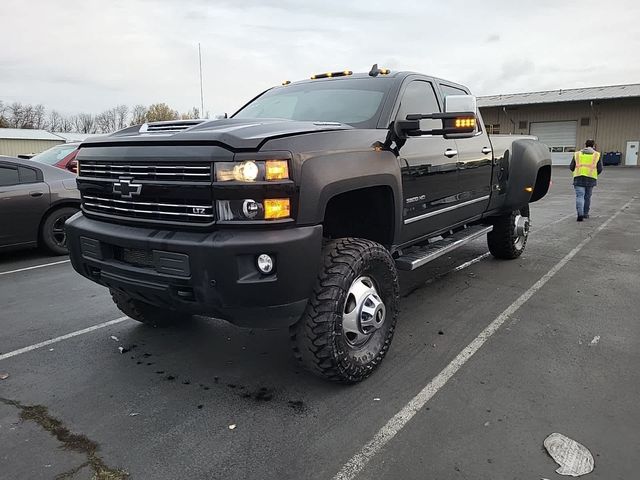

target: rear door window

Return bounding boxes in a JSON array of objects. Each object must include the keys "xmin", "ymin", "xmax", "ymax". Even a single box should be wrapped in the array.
[
  {"xmin": 18, "ymin": 166, "xmax": 40, "ymax": 184},
  {"xmin": 0, "ymin": 165, "xmax": 20, "ymax": 186}
]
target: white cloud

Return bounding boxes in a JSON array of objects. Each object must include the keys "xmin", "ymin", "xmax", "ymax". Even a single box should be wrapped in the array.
[{"xmin": 2, "ymin": 0, "xmax": 640, "ymax": 115}]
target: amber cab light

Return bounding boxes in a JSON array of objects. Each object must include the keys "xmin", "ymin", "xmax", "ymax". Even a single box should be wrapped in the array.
[
  {"xmin": 265, "ymin": 160, "xmax": 289, "ymax": 181},
  {"xmin": 264, "ymin": 199, "xmax": 290, "ymax": 219}
]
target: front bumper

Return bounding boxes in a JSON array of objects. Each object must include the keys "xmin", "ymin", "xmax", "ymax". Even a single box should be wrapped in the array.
[{"xmin": 66, "ymin": 213, "xmax": 323, "ymax": 328}]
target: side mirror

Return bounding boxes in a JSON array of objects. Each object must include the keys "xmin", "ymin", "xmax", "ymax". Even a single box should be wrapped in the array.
[
  {"xmin": 394, "ymin": 94, "xmax": 478, "ymax": 139},
  {"xmin": 212, "ymin": 113, "xmax": 228, "ymax": 120},
  {"xmin": 443, "ymin": 95, "xmax": 478, "ymax": 139}
]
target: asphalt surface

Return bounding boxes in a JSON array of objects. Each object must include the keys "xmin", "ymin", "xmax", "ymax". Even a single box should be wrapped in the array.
[{"xmin": 1, "ymin": 167, "xmax": 638, "ymax": 480}]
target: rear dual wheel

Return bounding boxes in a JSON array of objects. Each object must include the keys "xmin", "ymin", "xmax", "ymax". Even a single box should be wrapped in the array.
[
  {"xmin": 290, "ymin": 238, "xmax": 399, "ymax": 384},
  {"xmin": 487, "ymin": 205, "xmax": 530, "ymax": 259}
]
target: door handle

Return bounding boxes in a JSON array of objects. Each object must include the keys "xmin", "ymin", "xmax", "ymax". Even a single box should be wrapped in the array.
[
  {"xmin": 444, "ymin": 149, "xmax": 458, "ymax": 158},
  {"xmin": 481, "ymin": 147, "xmax": 492, "ymax": 154},
  {"xmin": 29, "ymin": 191, "xmax": 43, "ymax": 197}
]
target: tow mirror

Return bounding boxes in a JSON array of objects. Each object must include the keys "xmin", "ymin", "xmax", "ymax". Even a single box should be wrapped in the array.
[
  {"xmin": 443, "ymin": 95, "xmax": 478, "ymax": 139},
  {"xmin": 395, "ymin": 94, "xmax": 478, "ymax": 139}
]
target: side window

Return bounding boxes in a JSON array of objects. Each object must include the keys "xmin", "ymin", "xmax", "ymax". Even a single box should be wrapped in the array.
[
  {"xmin": 0, "ymin": 165, "xmax": 20, "ymax": 187},
  {"xmin": 396, "ymin": 80, "xmax": 440, "ymax": 120},
  {"xmin": 18, "ymin": 166, "xmax": 39, "ymax": 184},
  {"xmin": 440, "ymin": 84, "xmax": 468, "ymax": 98},
  {"xmin": 396, "ymin": 80, "xmax": 441, "ymax": 133}
]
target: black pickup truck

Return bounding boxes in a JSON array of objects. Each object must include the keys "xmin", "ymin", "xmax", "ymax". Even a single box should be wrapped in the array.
[{"xmin": 66, "ymin": 67, "xmax": 551, "ymax": 383}]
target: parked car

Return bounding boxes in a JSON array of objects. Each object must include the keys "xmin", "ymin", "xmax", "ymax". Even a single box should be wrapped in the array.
[
  {"xmin": 30, "ymin": 142, "xmax": 80, "ymax": 174},
  {"xmin": 0, "ymin": 156, "xmax": 80, "ymax": 255}
]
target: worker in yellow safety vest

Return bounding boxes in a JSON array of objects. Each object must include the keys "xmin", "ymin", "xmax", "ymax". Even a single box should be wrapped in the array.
[{"xmin": 569, "ymin": 139, "xmax": 602, "ymax": 222}]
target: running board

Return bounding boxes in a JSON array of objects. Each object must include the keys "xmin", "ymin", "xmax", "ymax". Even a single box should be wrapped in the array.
[{"xmin": 395, "ymin": 225, "xmax": 493, "ymax": 271}]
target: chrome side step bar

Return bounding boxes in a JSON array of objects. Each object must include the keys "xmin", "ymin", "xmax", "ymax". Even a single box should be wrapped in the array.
[{"xmin": 395, "ymin": 225, "xmax": 493, "ymax": 271}]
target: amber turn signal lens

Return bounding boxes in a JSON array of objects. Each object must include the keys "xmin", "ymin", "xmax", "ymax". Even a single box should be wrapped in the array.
[
  {"xmin": 264, "ymin": 199, "xmax": 290, "ymax": 219},
  {"xmin": 265, "ymin": 160, "xmax": 289, "ymax": 181},
  {"xmin": 454, "ymin": 117, "xmax": 476, "ymax": 128}
]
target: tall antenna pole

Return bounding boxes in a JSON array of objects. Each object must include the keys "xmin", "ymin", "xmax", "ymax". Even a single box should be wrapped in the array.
[{"xmin": 198, "ymin": 43, "xmax": 204, "ymax": 118}]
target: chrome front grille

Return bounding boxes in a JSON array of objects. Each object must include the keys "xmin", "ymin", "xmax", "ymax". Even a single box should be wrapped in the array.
[
  {"xmin": 78, "ymin": 160, "xmax": 214, "ymax": 225},
  {"xmin": 79, "ymin": 161, "xmax": 212, "ymax": 183},
  {"xmin": 82, "ymin": 195, "xmax": 214, "ymax": 224}
]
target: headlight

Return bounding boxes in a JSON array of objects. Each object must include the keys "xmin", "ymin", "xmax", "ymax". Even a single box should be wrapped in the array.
[
  {"xmin": 215, "ymin": 160, "xmax": 289, "ymax": 182},
  {"xmin": 217, "ymin": 198, "xmax": 290, "ymax": 221}
]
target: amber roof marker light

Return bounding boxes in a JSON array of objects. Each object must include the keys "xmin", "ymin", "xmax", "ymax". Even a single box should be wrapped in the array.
[{"xmin": 310, "ymin": 70, "xmax": 353, "ymax": 80}]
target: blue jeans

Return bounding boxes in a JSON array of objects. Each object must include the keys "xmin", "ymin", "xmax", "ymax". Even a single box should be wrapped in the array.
[{"xmin": 574, "ymin": 185, "xmax": 593, "ymax": 217}]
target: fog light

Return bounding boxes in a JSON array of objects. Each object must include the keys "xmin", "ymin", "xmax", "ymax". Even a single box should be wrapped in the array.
[
  {"xmin": 242, "ymin": 199, "xmax": 260, "ymax": 219},
  {"xmin": 257, "ymin": 254, "xmax": 274, "ymax": 274}
]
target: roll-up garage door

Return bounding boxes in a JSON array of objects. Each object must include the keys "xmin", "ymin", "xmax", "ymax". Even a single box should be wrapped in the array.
[{"xmin": 530, "ymin": 121, "xmax": 577, "ymax": 165}]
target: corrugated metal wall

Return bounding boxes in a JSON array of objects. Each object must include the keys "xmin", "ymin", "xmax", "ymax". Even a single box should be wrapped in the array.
[
  {"xmin": 480, "ymin": 98, "xmax": 640, "ymax": 165},
  {"xmin": 0, "ymin": 139, "xmax": 64, "ymax": 157}
]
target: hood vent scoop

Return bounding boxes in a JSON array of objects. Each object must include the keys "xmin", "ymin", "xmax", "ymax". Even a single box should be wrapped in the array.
[{"xmin": 139, "ymin": 119, "xmax": 206, "ymax": 134}]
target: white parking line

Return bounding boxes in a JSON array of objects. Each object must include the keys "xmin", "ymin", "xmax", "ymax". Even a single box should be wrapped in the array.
[
  {"xmin": 0, "ymin": 259, "xmax": 70, "ymax": 276},
  {"xmin": 0, "ymin": 317, "xmax": 128, "ymax": 362},
  {"xmin": 334, "ymin": 199, "xmax": 634, "ymax": 480},
  {"xmin": 540, "ymin": 213, "xmax": 575, "ymax": 228}
]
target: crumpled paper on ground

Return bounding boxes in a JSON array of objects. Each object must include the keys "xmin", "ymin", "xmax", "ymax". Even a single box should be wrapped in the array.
[{"xmin": 544, "ymin": 433, "xmax": 594, "ymax": 476}]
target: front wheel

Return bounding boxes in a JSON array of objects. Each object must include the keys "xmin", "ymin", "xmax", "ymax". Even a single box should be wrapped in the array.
[
  {"xmin": 40, "ymin": 206, "xmax": 79, "ymax": 255},
  {"xmin": 290, "ymin": 238, "xmax": 399, "ymax": 383},
  {"xmin": 487, "ymin": 205, "xmax": 530, "ymax": 259}
]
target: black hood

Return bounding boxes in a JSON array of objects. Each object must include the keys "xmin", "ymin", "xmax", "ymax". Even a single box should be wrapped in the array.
[{"xmin": 81, "ymin": 118, "xmax": 352, "ymax": 151}]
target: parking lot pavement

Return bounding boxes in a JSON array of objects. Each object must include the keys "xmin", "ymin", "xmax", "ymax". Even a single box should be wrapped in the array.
[{"xmin": 0, "ymin": 167, "xmax": 638, "ymax": 479}]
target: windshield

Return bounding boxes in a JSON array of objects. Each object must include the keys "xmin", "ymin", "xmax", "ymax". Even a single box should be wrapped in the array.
[
  {"xmin": 31, "ymin": 144, "xmax": 77, "ymax": 165},
  {"xmin": 233, "ymin": 78, "xmax": 391, "ymax": 128}
]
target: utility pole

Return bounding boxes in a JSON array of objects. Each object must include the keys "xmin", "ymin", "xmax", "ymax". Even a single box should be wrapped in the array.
[{"xmin": 198, "ymin": 43, "xmax": 204, "ymax": 118}]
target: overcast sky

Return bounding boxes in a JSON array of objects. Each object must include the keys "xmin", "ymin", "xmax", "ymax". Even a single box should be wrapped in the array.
[{"xmin": 3, "ymin": 0, "xmax": 640, "ymax": 116}]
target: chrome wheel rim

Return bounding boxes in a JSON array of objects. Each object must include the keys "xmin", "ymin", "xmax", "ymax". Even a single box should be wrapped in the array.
[
  {"xmin": 513, "ymin": 212, "xmax": 530, "ymax": 250},
  {"xmin": 342, "ymin": 276, "xmax": 386, "ymax": 347}
]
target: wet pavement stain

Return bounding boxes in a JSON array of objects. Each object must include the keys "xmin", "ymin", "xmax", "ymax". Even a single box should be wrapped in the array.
[
  {"xmin": 0, "ymin": 397, "xmax": 128, "ymax": 480},
  {"xmin": 123, "ymin": 351, "xmax": 306, "ymax": 413},
  {"xmin": 287, "ymin": 400, "xmax": 305, "ymax": 413}
]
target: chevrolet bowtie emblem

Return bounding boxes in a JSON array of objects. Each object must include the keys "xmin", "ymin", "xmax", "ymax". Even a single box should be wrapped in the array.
[{"xmin": 113, "ymin": 178, "xmax": 142, "ymax": 198}]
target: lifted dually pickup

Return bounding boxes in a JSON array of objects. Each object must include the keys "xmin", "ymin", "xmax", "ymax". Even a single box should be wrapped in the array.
[{"xmin": 67, "ymin": 66, "xmax": 551, "ymax": 383}]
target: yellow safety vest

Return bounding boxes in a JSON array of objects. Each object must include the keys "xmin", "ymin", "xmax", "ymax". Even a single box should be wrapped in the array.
[{"xmin": 573, "ymin": 151, "xmax": 600, "ymax": 179}]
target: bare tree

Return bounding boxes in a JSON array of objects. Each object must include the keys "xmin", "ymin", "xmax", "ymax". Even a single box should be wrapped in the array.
[
  {"xmin": 0, "ymin": 101, "xmax": 8, "ymax": 128},
  {"xmin": 59, "ymin": 115, "xmax": 75, "ymax": 132},
  {"xmin": 180, "ymin": 107, "xmax": 200, "ymax": 120},
  {"xmin": 130, "ymin": 104, "xmax": 148, "ymax": 126},
  {"xmin": 32, "ymin": 104, "xmax": 46, "ymax": 130},
  {"xmin": 47, "ymin": 110, "xmax": 64, "ymax": 132},
  {"xmin": 74, "ymin": 113, "xmax": 97, "ymax": 134},
  {"xmin": 8, "ymin": 102, "xmax": 25, "ymax": 128},
  {"xmin": 115, "ymin": 104, "xmax": 129, "ymax": 130},
  {"xmin": 96, "ymin": 108, "xmax": 117, "ymax": 133}
]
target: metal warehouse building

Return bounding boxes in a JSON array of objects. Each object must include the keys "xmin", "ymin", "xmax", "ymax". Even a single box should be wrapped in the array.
[
  {"xmin": 478, "ymin": 84, "xmax": 640, "ymax": 166},
  {"xmin": 0, "ymin": 128, "xmax": 65, "ymax": 157}
]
